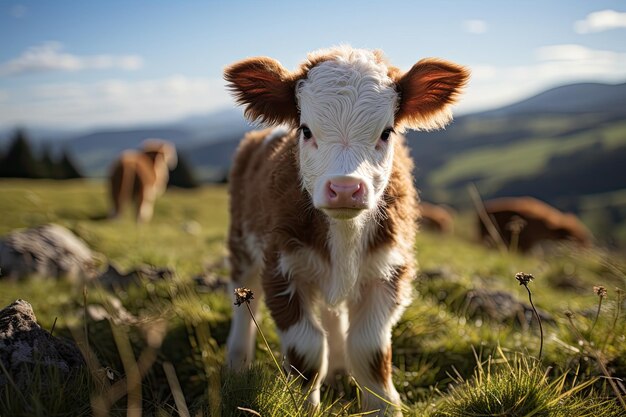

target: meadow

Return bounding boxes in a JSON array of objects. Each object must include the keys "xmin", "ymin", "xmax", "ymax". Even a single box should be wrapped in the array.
[{"xmin": 0, "ymin": 179, "xmax": 625, "ymax": 416}]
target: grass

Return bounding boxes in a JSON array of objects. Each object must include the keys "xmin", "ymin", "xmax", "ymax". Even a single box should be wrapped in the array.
[{"xmin": 0, "ymin": 179, "xmax": 625, "ymax": 416}]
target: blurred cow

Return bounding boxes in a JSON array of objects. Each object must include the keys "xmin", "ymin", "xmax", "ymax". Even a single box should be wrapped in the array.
[
  {"xmin": 109, "ymin": 139, "xmax": 177, "ymax": 223},
  {"xmin": 419, "ymin": 202, "xmax": 454, "ymax": 233},
  {"xmin": 478, "ymin": 196, "xmax": 592, "ymax": 252}
]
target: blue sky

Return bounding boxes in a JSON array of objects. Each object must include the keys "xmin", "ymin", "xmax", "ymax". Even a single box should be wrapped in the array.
[{"xmin": 1, "ymin": 1, "xmax": 625, "ymax": 130}]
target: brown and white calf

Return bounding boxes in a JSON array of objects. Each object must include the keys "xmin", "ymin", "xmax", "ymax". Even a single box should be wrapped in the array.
[
  {"xmin": 109, "ymin": 139, "xmax": 177, "ymax": 223},
  {"xmin": 225, "ymin": 46, "xmax": 468, "ymax": 415}
]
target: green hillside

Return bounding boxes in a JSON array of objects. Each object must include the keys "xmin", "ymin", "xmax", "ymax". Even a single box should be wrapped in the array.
[
  {"xmin": 409, "ymin": 114, "xmax": 626, "ymax": 248},
  {"xmin": 1, "ymin": 180, "xmax": 625, "ymax": 416}
]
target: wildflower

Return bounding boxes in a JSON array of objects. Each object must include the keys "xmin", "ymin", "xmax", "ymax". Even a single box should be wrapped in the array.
[
  {"xmin": 506, "ymin": 215, "xmax": 527, "ymax": 233},
  {"xmin": 515, "ymin": 272, "xmax": 534, "ymax": 286},
  {"xmin": 590, "ymin": 285, "xmax": 607, "ymax": 338},
  {"xmin": 515, "ymin": 272, "xmax": 543, "ymax": 359},
  {"xmin": 234, "ymin": 287, "xmax": 254, "ymax": 306},
  {"xmin": 593, "ymin": 285, "xmax": 607, "ymax": 298}
]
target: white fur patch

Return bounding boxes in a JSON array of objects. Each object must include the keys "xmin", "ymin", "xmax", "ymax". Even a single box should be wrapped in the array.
[
  {"xmin": 243, "ymin": 231, "xmax": 264, "ymax": 270},
  {"xmin": 263, "ymin": 125, "xmax": 289, "ymax": 144},
  {"xmin": 279, "ymin": 224, "xmax": 409, "ymax": 308},
  {"xmin": 296, "ymin": 47, "xmax": 398, "ymax": 211},
  {"xmin": 280, "ymin": 317, "xmax": 328, "ymax": 376}
]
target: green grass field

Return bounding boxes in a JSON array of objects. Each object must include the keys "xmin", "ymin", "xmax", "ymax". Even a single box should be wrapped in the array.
[{"xmin": 0, "ymin": 179, "xmax": 625, "ymax": 416}]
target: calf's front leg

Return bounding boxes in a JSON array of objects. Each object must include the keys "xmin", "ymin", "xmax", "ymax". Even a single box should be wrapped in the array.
[
  {"xmin": 264, "ymin": 266, "xmax": 327, "ymax": 407},
  {"xmin": 347, "ymin": 266, "xmax": 412, "ymax": 416}
]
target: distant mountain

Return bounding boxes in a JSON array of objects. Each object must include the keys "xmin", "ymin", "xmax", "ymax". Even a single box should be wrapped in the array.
[
  {"xmin": 173, "ymin": 108, "xmax": 252, "ymax": 142},
  {"xmin": 476, "ymin": 82, "xmax": 626, "ymax": 117},
  {"xmin": 14, "ymin": 107, "xmax": 253, "ymax": 177}
]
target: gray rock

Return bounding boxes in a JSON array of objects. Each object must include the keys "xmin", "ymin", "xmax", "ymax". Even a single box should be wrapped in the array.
[
  {"xmin": 96, "ymin": 263, "xmax": 174, "ymax": 290},
  {"xmin": 0, "ymin": 224, "xmax": 96, "ymax": 282},
  {"xmin": 0, "ymin": 299, "xmax": 85, "ymax": 389},
  {"xmin": 462, "ymin": 288, "xmax": 555, "ymax": 327}
]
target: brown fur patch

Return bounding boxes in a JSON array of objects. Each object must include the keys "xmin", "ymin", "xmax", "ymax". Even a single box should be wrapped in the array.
[
  {"xmin": 394, "ymin": 58, "xmax": 470, "ymax": 131},
  {"xmin": 370, "ymin": 344, "xmax": 392, "ymax": 386},
  {"xmin": 368, "ymin": 135, "xmax": 419, "ymax": 254},
  {"xmin": 263, "ymin": 251, "xmax": 303, "ymax": 331},
  {"xmin": 224, "ymin": 58, "xmax": 302, "ymax": 127}
]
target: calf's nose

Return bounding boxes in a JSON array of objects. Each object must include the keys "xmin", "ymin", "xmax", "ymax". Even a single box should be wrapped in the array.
[{"xmin": 325, "ymin": 177, "xmax": 367, "ymax": 209}]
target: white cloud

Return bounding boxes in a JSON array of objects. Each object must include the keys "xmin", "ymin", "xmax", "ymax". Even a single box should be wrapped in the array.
[
  {"xmin": 463, "ymin": 19, "xmax": 487, "ymax": 34},
  {"xmin": 574, "ymin": 9, "xmax": 626, "ymax": 34},
  {"xmin": 0, "ymin": 75, "xmax": 232, "ymax": 128},
  {"xmin": 456, "ymin": 44, "xmax": 626, "ymax": 114},
  {"xmin": 0, "ymin": 42, "xmax": 143, "ymax": 76},
  {"xmin": 2, "ymin": 43, "xmax": 625, "ymax": 128}
]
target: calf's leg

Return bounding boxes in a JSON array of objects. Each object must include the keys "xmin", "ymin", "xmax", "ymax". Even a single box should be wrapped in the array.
[
  {"xmin": 264, "ymin": 266, "xmax": 327, "ymax": 407},
  {"xmin": 226, "ymin": 239, "xmax": 264, "ymax": 370},
  {"xmin": 347, "ymin": 273, "xmax": 410, "ymax": 417}
]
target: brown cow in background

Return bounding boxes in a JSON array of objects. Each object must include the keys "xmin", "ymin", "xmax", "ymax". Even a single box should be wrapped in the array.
[
  {"xmin": 109, "ymin": 139, "xmax": 177, "ymax": 223},
  {"xmin": 419, "ymin": 202, "xmax": 454, "ymax": 233},
  {"xmin": 479, "ymin": 196, "xmax": 592, "ymax": 252}
]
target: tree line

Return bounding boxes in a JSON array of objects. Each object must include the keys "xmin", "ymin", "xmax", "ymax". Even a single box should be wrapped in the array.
[
  {"xmin": 0, "ymin": 129, "xmax": 82, "ymax": 179},
  {"xmin": 0, "ymin": 129, "xmax": 201, "ymax": 188}
]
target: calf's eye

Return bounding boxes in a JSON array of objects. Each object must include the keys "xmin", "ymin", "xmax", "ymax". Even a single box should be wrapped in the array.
[
  {"xmin": 300, "ymin": 125, "xmax": 313, "ymax": 140},
  {"xmin": 380, "ymin": 127, "xmax": 394, "ymax": 142}
]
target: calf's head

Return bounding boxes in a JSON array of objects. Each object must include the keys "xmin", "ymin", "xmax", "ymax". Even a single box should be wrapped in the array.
[
  {"xmin": 225, "ymin": 46, "xmax": 468, "ymax": 219},
  {"xmin": 142, "ymin": 139, "xmax": 178, "ymax": 170}
]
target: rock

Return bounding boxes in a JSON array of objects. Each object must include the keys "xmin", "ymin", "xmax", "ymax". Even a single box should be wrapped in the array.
[
  {"xmin": 463, "ymin": 288, "xmax": 554, "ymax": 327},
  {"xmin": 193, "ymin": 271, "xmax": 229, "ymax": 293},
  {"xmin": 96, "ymin": 263, "xmax": 174, "ymax": 290},
  {"xmin": 0, "ymin": 224, "xmax": 96, "ymax": 283},
  {"xmin": 0, "ymin": 299, "xmax": 85, "ymax": 389}
]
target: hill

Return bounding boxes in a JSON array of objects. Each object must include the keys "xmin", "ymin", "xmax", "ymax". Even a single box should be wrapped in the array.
[{"xmin": 475, "ymin": 82, "xmax": 626, "ymax": 117}]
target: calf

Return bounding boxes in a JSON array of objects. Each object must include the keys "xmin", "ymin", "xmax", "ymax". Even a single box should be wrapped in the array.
[
  {"xmin": 225, "ymin": 46, "xmax": 468, "ymax": 415},
  {"xmin": 109, "ymin": 139, "xmax": 177, "ymax": 223},
  {"xmin": 479, "ymin": 196, "xmax": 592, "ymax": 252},
  {"xmin": 419, "ymin": 202, "xmax": 454, "ymax": 233}
]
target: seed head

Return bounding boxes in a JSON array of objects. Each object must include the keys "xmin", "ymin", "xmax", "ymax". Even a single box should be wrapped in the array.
[
  {"xmin": 593, "ymin": 285, "xmax": 607, "ymax": 298},
  {"xmin": 506, "ymin": 215, "xmax": 527, "ymax": 234},
  {"xmin": 515, "ymin": 272, "xmax": 534, "ymax": 286},
  {"xmin": 564, "ymin": 310, "xmax": 574, "ymax": 318},
  {"xmin": 234, "ymin": 287, "xmax": 254, "ymax": 306}
]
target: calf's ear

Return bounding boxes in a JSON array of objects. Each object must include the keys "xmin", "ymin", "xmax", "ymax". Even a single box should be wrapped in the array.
[
  {"xmin": 224, "ymin": 57, "xmax": 300, "ymax": 127},
  {"xmin": 395, "ymin": 58, "xmax": 470, "ymax": 131}
]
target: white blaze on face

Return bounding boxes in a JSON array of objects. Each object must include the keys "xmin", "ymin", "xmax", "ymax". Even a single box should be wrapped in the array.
[{"xmin": 296, "ymin": 48, "xmax": 398, "ymax": 218}]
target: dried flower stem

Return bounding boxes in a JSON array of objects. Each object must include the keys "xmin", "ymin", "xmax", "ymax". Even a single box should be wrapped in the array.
[
  {"xmin": 588, "ymin": 291, "xmax": 604, "ymax": 339},
  {"xmin": 566, "ymin": 309, "xmax": 626, "ymax": 411},
  {"xmin": 234, "ymin": 288, "xmax": 300, "ymax": 413},
  {"xmin": 516, "ymin": 273, "xmax": 543, "ymax": 359},
  {"xmin": 469, "ymin": 183, "xmax": 507, "ymax": 253},
  {"xmin": 601, "ymin": 288, "xmax": 623, "ymax": 357}
]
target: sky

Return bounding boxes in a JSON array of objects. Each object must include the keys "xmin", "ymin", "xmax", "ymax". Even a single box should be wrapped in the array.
[{"xmin": 1, "ymin": 0, "xmax": 625, "ymax": 131}]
